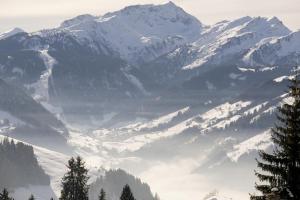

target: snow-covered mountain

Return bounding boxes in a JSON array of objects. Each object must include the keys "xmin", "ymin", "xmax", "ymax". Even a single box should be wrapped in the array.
[
  {"xmin": 141, "ymin": 16, "xmax": 292, "ymax": 87},
  {"xmin": 1, "ymin": 2, "xmax": 300, "ymax": 200},
  {"xmin": 0, "ymin": 1, "xmax": 201, "ymax": 124},
  {"xmin": 0, "ymin": 2, "xmax": 299, "ymax": 114},
  {"xmin": 57, "ymin": 1, "xmax": 202, "ymax": 64},
  {"xmin": 183, "ymin": 16, "xmax": 290, "ymax": 69},
  {"xmin": 0, "ymin": 28, "xmax": 24, "ymax": 40},
  {"xmin": 243, "ymin": 30, "xmax": 300, "ymax": 66}
]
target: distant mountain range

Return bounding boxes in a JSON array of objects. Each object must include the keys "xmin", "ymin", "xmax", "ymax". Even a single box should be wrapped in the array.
[
  {"xmin": 0, "ymin": 0, "xmax": 299, "ymax": 162},
  {"xmin": 0, "ymin": 2, "xmax": 299, "ymax": 199}
]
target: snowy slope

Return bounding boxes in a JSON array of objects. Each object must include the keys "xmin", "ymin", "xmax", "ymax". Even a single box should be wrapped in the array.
[
  {"xmin": 243, "ymin": 30, "xmax": 300, "ymax": 66},
  {"xmin": 0, "ymin": 133, "xmax": 157, "ymax": 200},
  {"xmin": 28, "ymin": 49, "xmax": 56, "ymax": 103},
  {"xmin": 0, "ymin": 135, "xmax": 65, "ymax": 199},
  {"xmin": 0, "ymin": 28, "xmax": 24, "ymax": 40},
  {"xmin": 99, "ymin": 101, "xmax": 252, "ymax": 153},
  {"xmin": 227, "ymin": 130, "xmax": 272, "ymax": 162},
  {"xmin": 181, "ymin": 16, "xmax": 290, "ymax": 69},
  {"xmin": 56, "ymin": 1, "xmax": 202, "ymax": 64},
  {"xmin": 25, "ymin": 49, "xmax": 64, "ymax": 118},
  {"xmin": 140, "ymin": 16, "xmax": 292, "ymax": 87},
  {"xmin": 122, "ymin": 106, "xmax": 190, "ymax": 132}
]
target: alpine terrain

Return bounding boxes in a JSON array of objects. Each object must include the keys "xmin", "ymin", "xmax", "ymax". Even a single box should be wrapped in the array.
[{"xmin": 0, "ymin": 1, "xmax": 300, "ymax": 200}]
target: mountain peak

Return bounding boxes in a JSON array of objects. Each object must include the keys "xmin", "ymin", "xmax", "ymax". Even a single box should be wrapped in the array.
[
  {"xmin": 241, "ymin": 16, "xmax": 291, "ymax": 36},
  {"xmin": 268, "ymin": 16, "xmax": 282, "ymax": 23},
  {"xmin": 166, "ymin": 1, "xmax": 176, "ymax": 5},
  {"xmin": 113, "ymin": 1, "xmax": 193, "ymax": 19},
  {"xmin": 55, "ymin": 2, "xmax": 202, "ymax": 64},
  {"xmin": 60, "ymin": 14, "xmax": 95, "ymax": 28},
  {"xmin": 0, "ymin": 27, "xmax": 25, "ymax": 40},
  {"xmin": 164, "ymin": 1, "xmax": 179, "ymax": 8}
]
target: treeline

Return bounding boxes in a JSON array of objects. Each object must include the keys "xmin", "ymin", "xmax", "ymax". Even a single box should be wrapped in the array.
[
  {"xmin": 0, "ymin": 156, "xmax": 150, "ymax": 200},
  {"xmin": 89, "ymin": 169, "xmax": 155, "ymax": 200},
  {"xmin": 0, "ymin": 138, "xmax": 50, "ymax": 189},
  {"xmin": 59, "ymin": 157, "xmax": 140, "ymax": 200}
]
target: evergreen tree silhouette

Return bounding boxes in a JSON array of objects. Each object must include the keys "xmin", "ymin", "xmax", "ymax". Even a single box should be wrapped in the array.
[
  {"xmin": 251, "ymin": 74, "xmax": 300, "ymax": 199},
  {"xmin": 60, "ymin": 156, "xmax": 89, "ymax": 200},
  {"xmin": 99, "ymin": 188, "xmax": 106, "ymax": 200},
  {"xmin": 120, "ymin": 184, "xmax": 135, "ymax": 200}
]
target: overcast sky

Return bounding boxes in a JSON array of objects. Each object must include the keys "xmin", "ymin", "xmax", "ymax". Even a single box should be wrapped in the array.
[{"xmin": 0, "ymin": 0, "xmax": 299, "ymax": 32}]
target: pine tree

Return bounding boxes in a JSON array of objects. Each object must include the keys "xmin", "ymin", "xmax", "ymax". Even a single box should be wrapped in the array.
[
  {"xmin": 251, "ymin": 74, "xmax": 300, "ymax": 200},
  {"xmin": 120, "ymin": 184, "xmax": 135, "ymax": 200},
  {"xmin": 60, "ymin": 156, "xmax": 89, "ymax": 200},
  {"xmin": 0, "ymin": 188, "xmax": 13, "ymax": 200},
  {"xmin": 28, "ymin": 194, "xmax": 35, "ymax": 200},
  {"xmin": 99, "ymin": 188, "xmax": 106, "ymax": 200}
]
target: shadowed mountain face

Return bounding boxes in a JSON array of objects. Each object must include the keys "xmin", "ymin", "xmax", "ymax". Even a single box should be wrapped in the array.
[
  {"xmin": 0, "ymin": 78, "xmax": 67, "ymax": 148},
  {"xmin": 0, "ymin": 79, "xmax": 65, "ymax": 131}
]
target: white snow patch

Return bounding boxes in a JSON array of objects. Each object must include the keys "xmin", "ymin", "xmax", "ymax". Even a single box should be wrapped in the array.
[
  {"xmin": 273, "ymin": 75, "xmax": 294, "ymax": 83},
  {"xmin": 244, "ymin": 101, "xmax": 268, "ymax": 116},
  {"xmin": 214, "ymin": 115, "xmax": 242, "ymax": 129},
  {"xmin": 259, "ymin": 66, "xmax": 277, "ymax": 72},
  {"xmin": 25, "ymin": 49, "xmax": 63, "ymax": 117},
  {"xmin": 238, "ymin": 67, "xmax": 255, "ymax": 72},
  {"xmin": 136, "ymin": 107, "xmax": 190, "ymax": 131},
  {"xmin": 201, "ymin": 101, "xmax": 251, "ymax": 121},
  {"xmin": 227, "ymin": 130, "xmax": 272, "ymax": 162},
  {"xmin": 124, "ymin": 72, "xmax": 150, "ymax": 96},
  {"xmin": 25, "ymin": 49, "xmax": 55, "ymax": 104}
]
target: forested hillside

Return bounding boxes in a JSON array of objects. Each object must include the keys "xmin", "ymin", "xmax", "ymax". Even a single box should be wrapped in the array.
[{"xmin": 0, "ymin": 138, "xmax": 50, "ymax": 190}]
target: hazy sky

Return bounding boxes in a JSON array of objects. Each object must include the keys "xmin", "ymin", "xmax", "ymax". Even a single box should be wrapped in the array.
[{"xmin": 0, "ymin": 0, "xmax": 300, "ymax": 32}]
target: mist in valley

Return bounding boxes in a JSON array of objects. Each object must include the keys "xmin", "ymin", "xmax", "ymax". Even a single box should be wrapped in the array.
[{"xmin": 1, "ymin": 1, "xmax": 300, "ymax": 200}]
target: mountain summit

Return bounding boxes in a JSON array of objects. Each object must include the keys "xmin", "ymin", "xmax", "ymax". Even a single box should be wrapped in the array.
[
  {"xmin": 0, "ymin": 28, "xmax": 24, "ymax": 40},
  {"xmin": 57, "ymin": 1, "xmax": 203, "ymax": 64}
]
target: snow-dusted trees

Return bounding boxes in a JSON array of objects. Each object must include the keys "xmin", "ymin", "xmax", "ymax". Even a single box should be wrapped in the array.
[
  {"xmin": 0, "ymin": 188, "xmax": 13, "ymax": 200},
  {"xmin": 251, "ymin": 75, "xmax": 300, "ymax": 200},
  {"xmin": 60, "ymin": 156, "xmax": 89, "ymax": 200}
]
